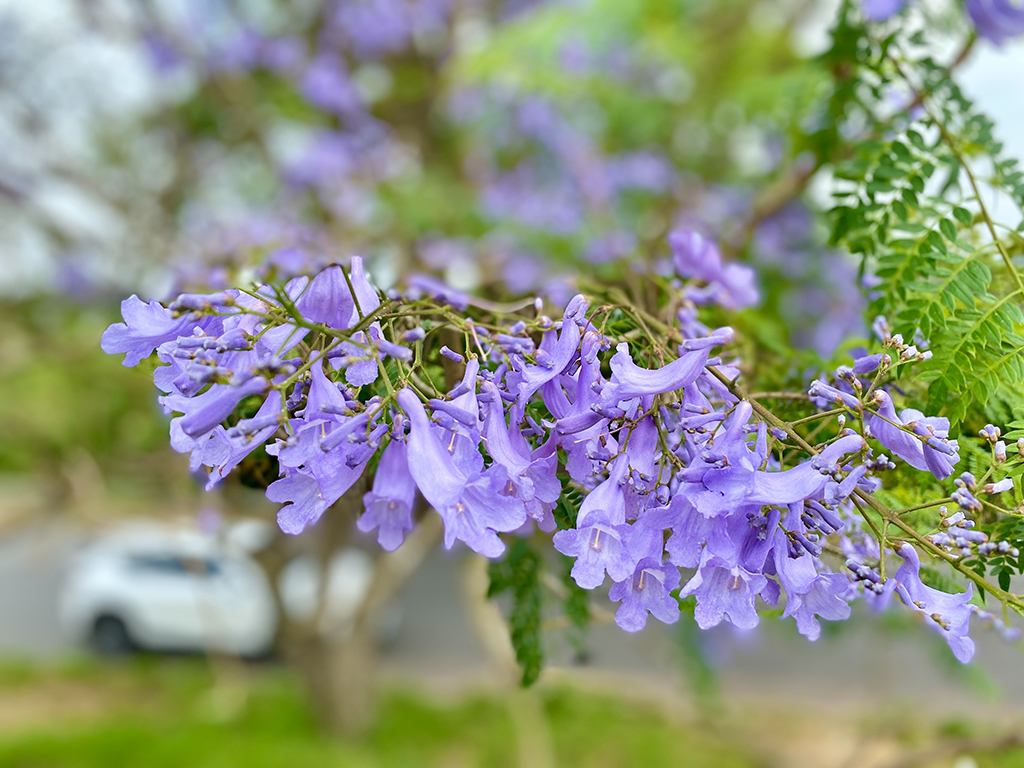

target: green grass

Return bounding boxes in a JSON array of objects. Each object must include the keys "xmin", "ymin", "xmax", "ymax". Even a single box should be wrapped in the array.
[
  {"xmin": 0, "ymin": 657, "xmax": 757, "ymax": 768},
  {"xmin": 2, "ymin": 657, "xmax": 1024, "ymax": 768}
]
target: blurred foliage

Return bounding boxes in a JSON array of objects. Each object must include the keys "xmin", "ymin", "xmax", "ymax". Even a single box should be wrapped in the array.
[
  {"xmin": 0, "ymin": 300, "xmax": 179, "ymax": 488},
  {"xmin": 824, "ymin": 3, "xmax": 1024, "ymax": 429},
  {"xmin": 453, "ymin": 0, "xmax": 824, "ymax": 151},
  {"xmin": 0, "ymin": 658, "xmax": 761, "ymax": 768},
  {"xmin": 487, "ymin": 539, "xmax": 544, "ymax": 686},
  {"xmin": 0, "ymin": 656, "xmax": 1023, "ymax": 767}
]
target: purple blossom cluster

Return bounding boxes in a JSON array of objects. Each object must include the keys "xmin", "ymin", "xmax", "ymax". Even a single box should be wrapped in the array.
[
  {"xmin": 452, "ymin": 90, "xmax": 675, "ymax": 246},
  {"xmin": 967, "ymin": 0, "xmax": 1024, "ymax": 44},
  {"xmin": 100, "ymin": 230, "xmax": 1019, "ymax": 662},
  {"xmin": 862, "ymin": 0, "xmax": 1024, "ymax": 44}
]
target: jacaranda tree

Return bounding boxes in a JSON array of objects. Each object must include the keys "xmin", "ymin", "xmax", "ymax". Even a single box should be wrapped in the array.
[{"xmin": 94, "ymin": 0, "xmax": 1024, "ymax": 722}]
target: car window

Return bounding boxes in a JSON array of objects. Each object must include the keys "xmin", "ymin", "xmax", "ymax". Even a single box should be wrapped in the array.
[{"xmin": 126, "ymin": 555, "xmax": 221, "ymax": 576}]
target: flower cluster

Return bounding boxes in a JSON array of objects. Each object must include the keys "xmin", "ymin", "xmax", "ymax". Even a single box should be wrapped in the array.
[
  {"xmin": 863, "ymin": 0, "xmax": 1024, "ymax": 44},
  {"xmin": 101, "ymin": 226, "xmax": 1024, "ymax": 664}
]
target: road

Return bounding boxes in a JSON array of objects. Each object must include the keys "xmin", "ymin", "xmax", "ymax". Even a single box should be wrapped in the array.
[{"xmin": 3, "ymin": 520, "xmax": 1024, "ymax": 719}]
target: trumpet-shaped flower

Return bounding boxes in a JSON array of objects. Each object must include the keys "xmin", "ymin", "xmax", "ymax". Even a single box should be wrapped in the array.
[
  {"xmin": 359, "ymin": 440, "xmax": 416, "ymax": 551},
  {"xmin": 609, "ymin": 558, "xmax": 681, "ymax": 632},
  {"xmin": 398, "ymin": 389, "xmax": 526, "ymax": 557}
]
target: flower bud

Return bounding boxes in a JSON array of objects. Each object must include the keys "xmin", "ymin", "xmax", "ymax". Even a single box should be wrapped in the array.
[
  {"xmin": 440, "ymin": 346, "xmax": 464, "ymax": 363},
  {"xmin": 980, "ymin": 424, "xmax": 1001, "ymax": 443},
  {"xmin": 379, "ymin": 339, "xmax": 413, "ymax": 361},
  {"xmin": 984, "ymin": 478, "xmax": 1014, "ymax": 495}
]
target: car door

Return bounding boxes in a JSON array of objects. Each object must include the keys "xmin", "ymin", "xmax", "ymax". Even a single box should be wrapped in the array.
[
  {"xmin": 122, "ymin": 554, "xmax": 206, "ymax": 649},
  {"xmin": 193, "ymin": 555, "xmax": 277, "ymax": 655}
]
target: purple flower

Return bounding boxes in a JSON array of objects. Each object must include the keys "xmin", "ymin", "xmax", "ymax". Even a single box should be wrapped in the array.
[
  {"xmin": 550, "ymin": 331, "xmax": 607, "ymax": 434},
  {"xmin": 623, "ymin": 415, "xmax": 660, "ymax": 516},
  {"xmin": 514, "ymin": 295, "xmax": 588, "ymax": 411},
  {"xmin": 359, "ymin": 439, "xmax": 416, "ymax": 551},
  {"xmin": 609, "ymin": 558, "xmax": 681, "ymax": 632},
  {"xmin": 599, "ymin": 338, "xmax": 722, "ymax": 408},
  {"xmin": 296, "ymin": 258, "xmax": 380, "ymax": 330},
  {"xmin": 967, "ymin": 0, "xmax": 1024, "ymax": 44},
  {"xmin": 892, "ymin": 543, "xmax": 975, "ymax": 663},
  {"xmin": 699, "ymin": 433, "xmax": 865, "ymax": 515},
  {"xmin": 627, "ymin": 502, "xmax": 680, "ymax": 561},
  {"xmin": 980, "ymin": 423, "xmax": 1002, "ymax": 443},
  {"xmin": 397, "ymin": 389, "xmax": 526, "ymax": 557},
  {"xmin": 270, "ymin": 413, "xmax": 386, "ymax": 535},
  {"xmin": 268, "ymin": 473, "xmax": 329, "ymax": 535},
  {"xmin": 438, "ymin": 358, "xmax": 483, "ymax": 441},
  {"xmin": 553, "ymin": 510, "xmax": 637, "ymax": 589},
  {"xmin": 481, "ymin": 384, "xmax": 560, "ymax": 530},
  {"xmin": 191, "ymin": 391, "xmax": 283, "ymax": 490},
  {"xmin": 665, "ymin": 497, "xmax": 718, "ymax": 568},
  {"xmin": 549, "ymin": 334, "xmax": 613, "ymax": 482},
  {"xmin": 868, "ymin": 392, "xmax": 959, "ymax": 479},
  {"xmin": 295, "ymin": 266, "xmax": 356, "ymax": 329},
  {"xmin": 852, "ymin": 353, "xmax": 887, "ymax": 375},
  {"xmin": 304, "ymin": 259, "xmax": 383, "ymax": 386},
  {"xmin": 291, "ymin": 356, "xmax": 337, "ymax": 419},
  {"xmin": 682, "ymin": 553, "xmax": 767, "ymax": 630},
  {"xmin": 336, "ymin": 331, "xmax": 381, "ymax": 386},
  {"xmin": 783, "ymin": 573, "xmax": 852, "ymax": 640},
  {"xmin": 808, "ymin": 380, "xmax": 861, "ymax": 410},
  {"xmin": 984, "ymin": 478, "xmax": 1014, "ymax": 494},
  {"xmin": 346, "ymin": 257, "xmax": 382, "ymax": 320},
  {"xmin": 862, "ymin": 0, "xmax": 908, "ymax": 21},
  {"xmin": 577, "ymin": 454, "xmax": 630, "ymax": 526},
  {"xmin": 269, "ymin": 374, "xmax": 386, "ymax": 535},
  {"xmin": 668, "ymin": 229, "xmax": 759, "ymax": 310},
  {"xmin": 276, "ymin": 432, "xmax": 384, "ymax": 531},
  {"xmin": 300, "ymin": 55, "xmax": 362, "ymax": 115},
  {"xmin": 102, "ymin": 295, "xmax": 214, "ymax": 367},
  {"xmin": 161, "ymin": 377, "xmax": 269, "ymax": 440}
]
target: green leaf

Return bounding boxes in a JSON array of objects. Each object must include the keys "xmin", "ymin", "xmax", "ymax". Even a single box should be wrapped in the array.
[
  {"xmin": 561, "ymin": 555, "xmax": 589, "ymax": 656},
  {"xmin": 487, "ymin": 539, "xmax": 544, "ymax": 687},
  {"xmin": 953, "ymin": 207, "xmax": 974, "ymax": 226},
  {"xmin": 553, "ymin": 488, "xmax": 581, "ymax": 530}
]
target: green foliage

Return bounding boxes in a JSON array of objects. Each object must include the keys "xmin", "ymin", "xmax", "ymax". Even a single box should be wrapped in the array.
[
  {"xmin": 0, "ymin": 301, "xmax": 177, "ymax": 484},
  {"xmin": 553, "ymin": 486, "xmax": 583, "ymax": 530},
  {"xmin": 444, "ymin": 0, "xmax": 827, "ymax": 280},
  {"xmin": 487, "ymin": 539, "xmax": 545, "ymax": 686},
  {"xmin": 919, "ymin": 564, "xmax": 967, "ymax": 595},
  {"xmin": 560, "ymin": 555, "xmax": 590, "ymax": 657},
  {"xmin": 674, "ymin": 598, "xmax": 720, "ymax": 708},
  {"xmin": 825, "ymin": 28, "xmax": 1024, "ymax": 426},
  {"xmin": 0, "ymin": 659, "xmax": 769, "ymax": 768},
  {"xmin": 487, "ymin": 528, "xmax": 593, "ymax": 683},
  {"xmin": 965, "ymin": 516, "xmax": 1024, "ymax": 586}
]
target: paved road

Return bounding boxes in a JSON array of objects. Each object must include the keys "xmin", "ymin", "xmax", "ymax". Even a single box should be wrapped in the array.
[{"xmin": 3, "ymin": 521, "xmax": 1023, "ymax": 717}]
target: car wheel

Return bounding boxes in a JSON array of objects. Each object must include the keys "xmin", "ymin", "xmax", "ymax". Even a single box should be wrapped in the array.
[{"xmin": 91, "ymin": 615, "xmax": 134, "ymax": 655}]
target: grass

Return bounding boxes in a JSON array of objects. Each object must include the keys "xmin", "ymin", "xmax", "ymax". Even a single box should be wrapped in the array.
[
  {"xmin": 0, "ymin": 656, "xmax": 757, "ymax": 768},
  {"xmin": 1, "ymin": 656, "xmax": 1023, "ymax": 768}
]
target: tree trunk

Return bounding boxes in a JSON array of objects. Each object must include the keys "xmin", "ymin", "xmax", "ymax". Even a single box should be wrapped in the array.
[
  {"xmin": 256, "ymin": 481, "xmax": 444, "ymax": 737},
  {"xmin": 285, "ymin": 625, "xmax": 377, "ymax": 735}
]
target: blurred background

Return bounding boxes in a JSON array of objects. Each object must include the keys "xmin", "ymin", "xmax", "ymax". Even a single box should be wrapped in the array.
[{"xmin": 3, "ymin": 0, "xmax": 1024, "ymax": 765}]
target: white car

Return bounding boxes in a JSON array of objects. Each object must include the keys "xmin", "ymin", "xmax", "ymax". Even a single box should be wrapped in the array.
[
  {"xmin": 58, "ymin": 522, "xmax": 278, "ymax": 656},
  {"xmin": 58, "ymin": 521, "xmax": 384, "ymax": 656}
]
